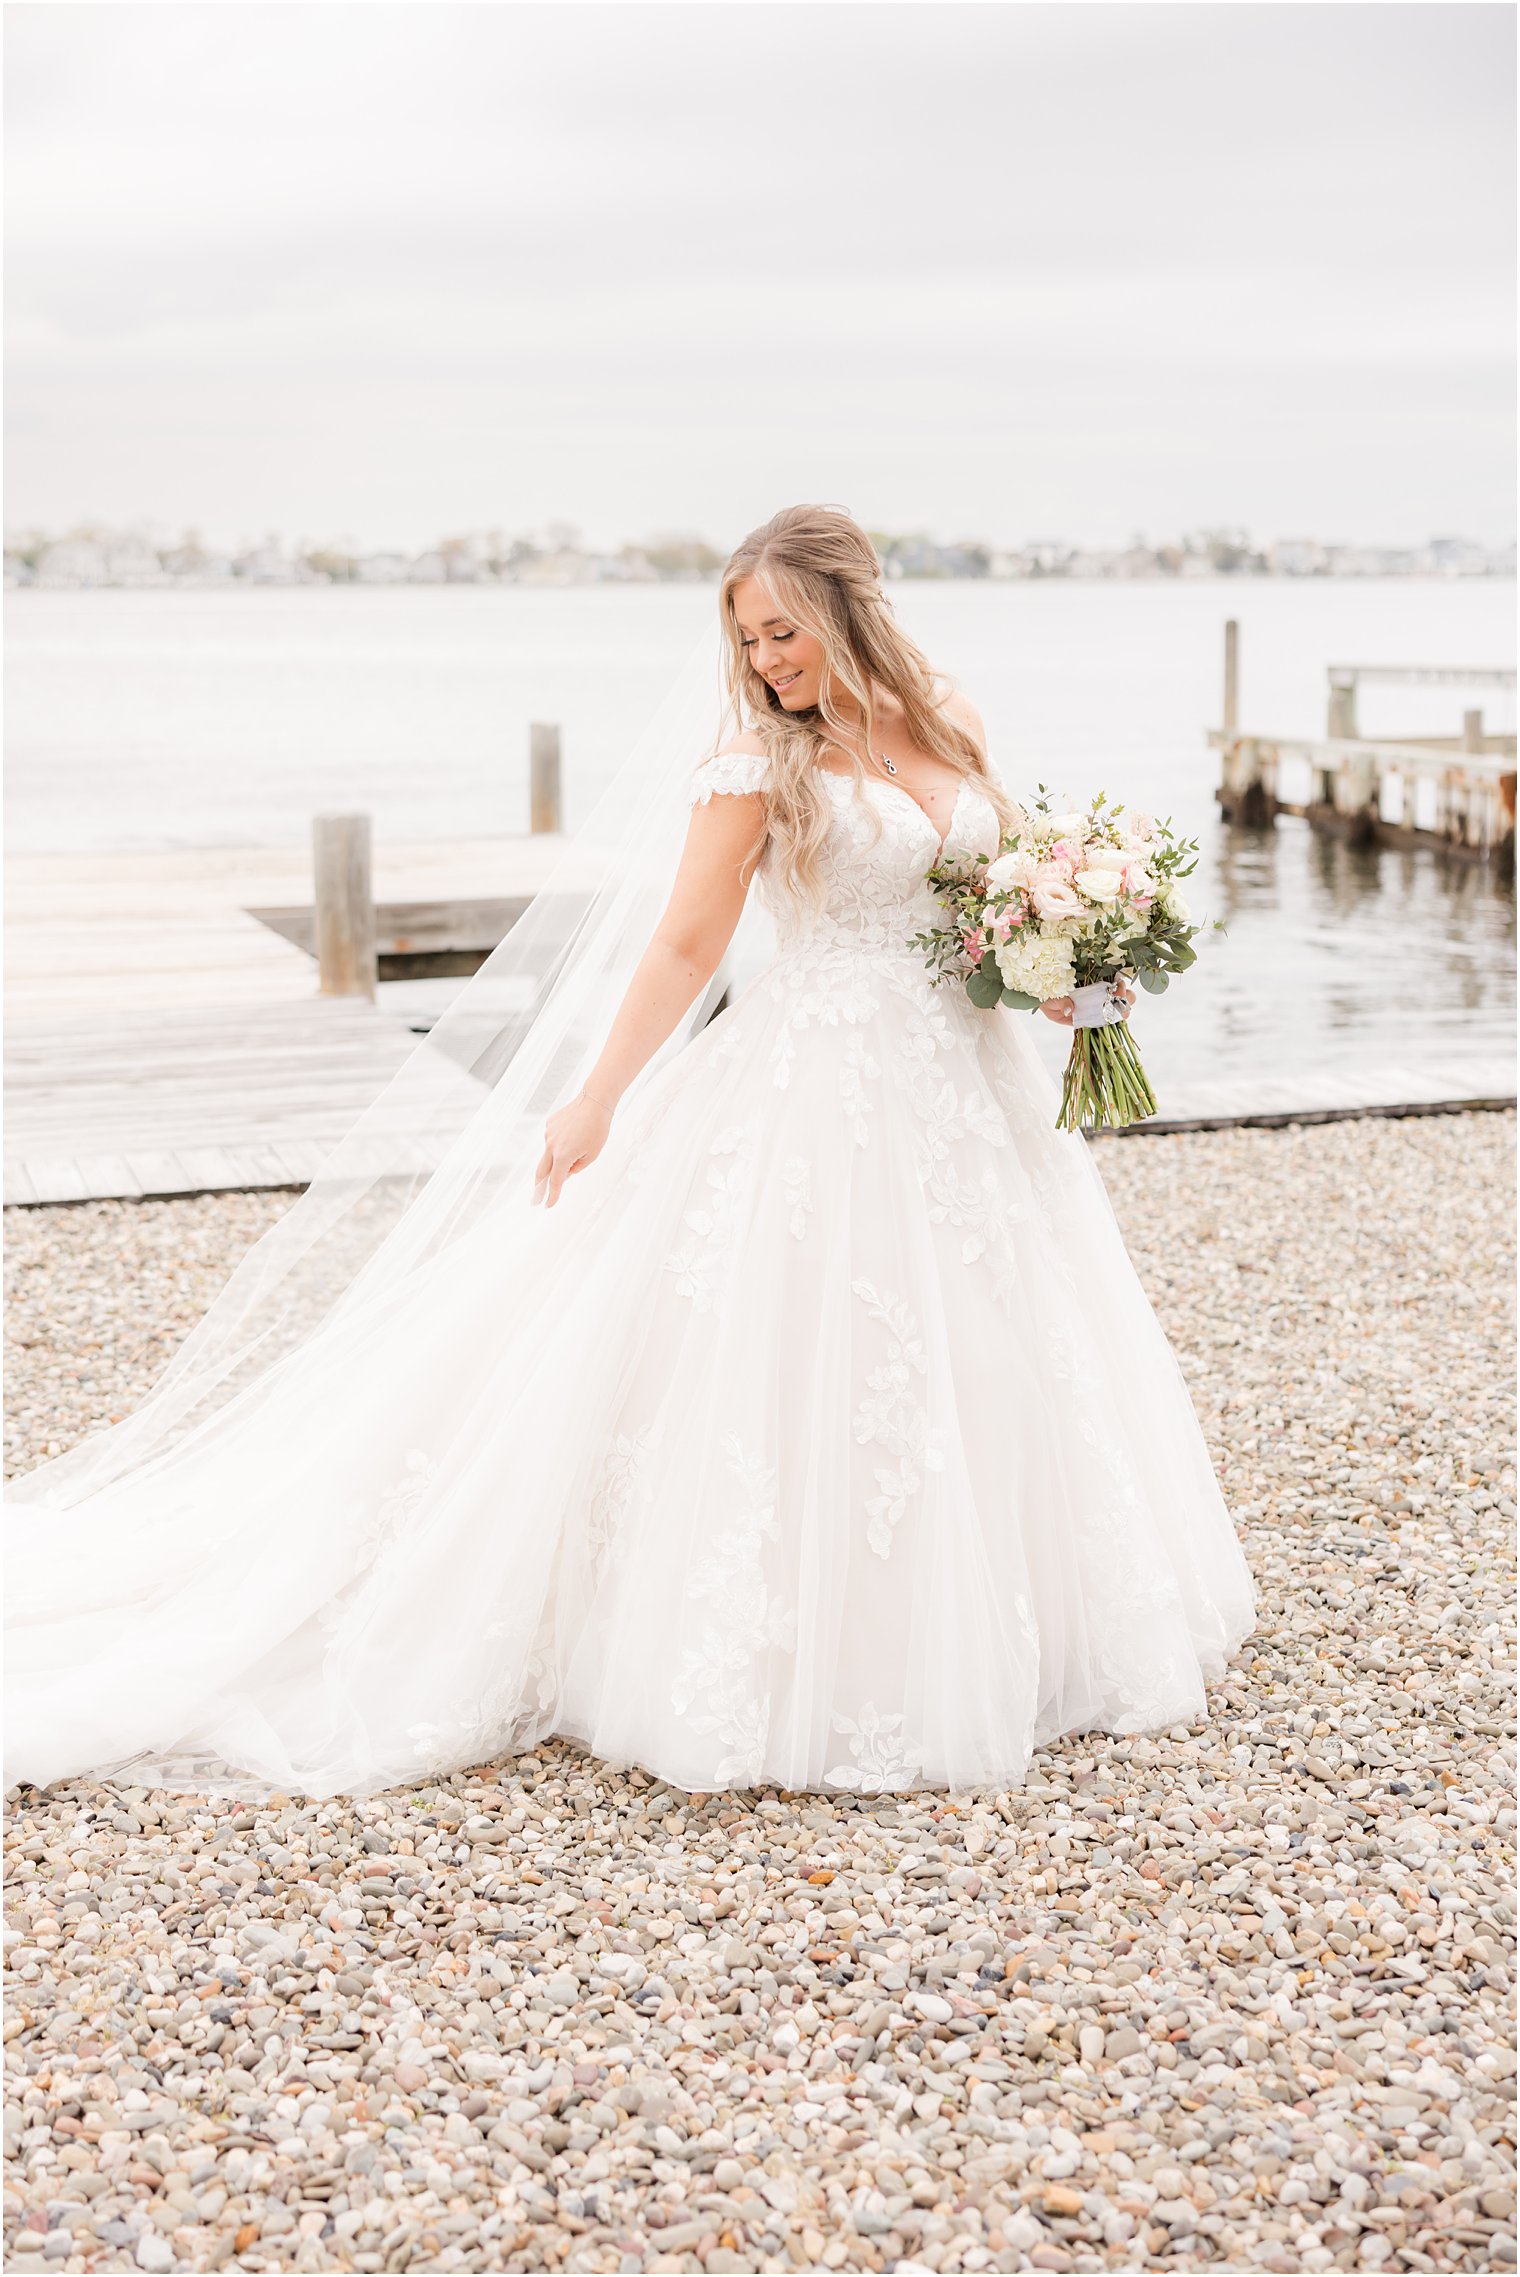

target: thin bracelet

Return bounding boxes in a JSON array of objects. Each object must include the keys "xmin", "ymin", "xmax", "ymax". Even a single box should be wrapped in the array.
[{"xmin": 578, "ymin": 1087, "xmax": 617, "ymax": 1115}]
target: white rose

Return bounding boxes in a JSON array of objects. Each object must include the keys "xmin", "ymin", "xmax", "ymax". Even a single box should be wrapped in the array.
[
  {"xmin": 1161, "ymin": 881, "xmax": 1191, "ymax": 924},
  {"xmin": 1073, "ymin": 865, "xmax": 1124, "ymax": 902},
  {"xmin": 1048, "ymin": 811, "xmax": 1087, "ymax": 838},
  {"xmin": 985, "ymin": 849, "xmax": 1036, "ymax": 892}
]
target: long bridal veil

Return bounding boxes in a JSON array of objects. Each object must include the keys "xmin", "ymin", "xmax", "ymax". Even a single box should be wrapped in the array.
[{"xmin": 6, "ymin": 612, "xmax": 755, "ymax": 1607}]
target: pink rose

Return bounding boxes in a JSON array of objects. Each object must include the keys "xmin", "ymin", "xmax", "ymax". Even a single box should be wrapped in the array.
[{"xmin": 1032, "ymin": 876, "xmax": 1087, "ymax": 922}]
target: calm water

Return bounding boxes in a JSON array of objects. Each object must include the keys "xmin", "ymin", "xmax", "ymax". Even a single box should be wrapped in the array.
[{"xmin": 6, "ymin": 581, "xmax": 1515, "ymax": 1095}]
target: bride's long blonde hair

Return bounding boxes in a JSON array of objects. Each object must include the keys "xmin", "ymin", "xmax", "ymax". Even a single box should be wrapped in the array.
[{"xmin": 717, "ymin": 503, "xmax": 1021, "ymax": 910}]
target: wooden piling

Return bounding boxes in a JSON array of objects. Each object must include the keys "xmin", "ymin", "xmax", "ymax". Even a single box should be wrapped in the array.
[
  {"xmin": 1327, "ymin": 670, "xmax": 1360, "ymax": 741},
  {"xmin": 530, "ymin": 723, "xmax": 563, "ymax": 834},
  {"xmin": 1216, "ymin": 622, "xmax": 1275, "ymax": 825},
  {"xmin": 1223, "ymin": 619, "xmax": 1239, "ymax": 735},
  {"xmin": 312, "ymin": 814, "xmax": 376, "ymax": 999}
]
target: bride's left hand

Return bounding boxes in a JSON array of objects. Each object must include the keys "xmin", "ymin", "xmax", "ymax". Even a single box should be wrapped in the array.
[{"xmin": 1038, "ymin": 979, "xmax": 1136, "ymax": 1026}]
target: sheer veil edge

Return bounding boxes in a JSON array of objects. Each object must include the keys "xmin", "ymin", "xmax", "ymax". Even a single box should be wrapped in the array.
[{"xmin": 7, "ymin": 609, "xmax": 745, "ymax": 1519}]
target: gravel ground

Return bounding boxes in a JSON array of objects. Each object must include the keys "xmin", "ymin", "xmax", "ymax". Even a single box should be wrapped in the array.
[{"xmin": 4, "ymin": 1109, "xmax": 1515, "ymax": 2275}]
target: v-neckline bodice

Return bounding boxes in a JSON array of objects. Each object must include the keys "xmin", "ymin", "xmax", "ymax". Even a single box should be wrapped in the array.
[{"xmin": 818, "ymin": 767, "xmax": 975, "ymax": 859}]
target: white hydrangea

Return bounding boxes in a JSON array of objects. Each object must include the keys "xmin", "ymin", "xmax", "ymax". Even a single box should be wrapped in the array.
[{"xmin": 995, "ymin": 929, "xmax": 1076, "ymax": 1002}]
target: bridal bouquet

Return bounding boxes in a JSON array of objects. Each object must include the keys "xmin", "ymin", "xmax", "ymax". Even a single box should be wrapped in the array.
[{"xmin": 913, "ymin": 786, "xmax": 1219, "ymax": 1132}]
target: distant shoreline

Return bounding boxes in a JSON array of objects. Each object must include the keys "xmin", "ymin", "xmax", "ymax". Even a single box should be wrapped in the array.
[
  {"xmin": 7, "ymin": 568, "xmax": 1517, "ymax": 595},
  {"xmin": 6, "ymin": 523, "xmax": 1514, "ymax": 594}
]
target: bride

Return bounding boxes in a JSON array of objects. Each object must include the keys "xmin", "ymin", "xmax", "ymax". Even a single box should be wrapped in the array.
[{"xmin": 6, "ymin": 503, "xmax": 1256, "ymax": 1802}]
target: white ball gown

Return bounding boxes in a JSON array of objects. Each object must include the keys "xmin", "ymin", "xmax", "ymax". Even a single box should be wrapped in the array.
[{"xmin": 5, "ymin": 748, "xmax": 1256, "ymax": 1801}]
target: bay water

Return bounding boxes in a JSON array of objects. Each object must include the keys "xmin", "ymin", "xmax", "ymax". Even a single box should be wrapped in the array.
[{"xmin": 6, "ymin": 579, "xmax": 1514, "ymax": 1097}]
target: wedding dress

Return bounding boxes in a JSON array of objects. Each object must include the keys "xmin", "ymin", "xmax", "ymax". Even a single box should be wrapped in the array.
[{"xmin": 6, "ymin": 746, "xmax": 1256, "ymax": 1802}]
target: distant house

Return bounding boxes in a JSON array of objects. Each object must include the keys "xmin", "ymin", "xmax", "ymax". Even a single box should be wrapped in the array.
[
  {"xmin": 102, "ymin": 533, "xmax": 170, "ymax": 585},
  {"xmin": 1267, "ymin": 538, "xmax": 1327, "ymax": 576},
  {"xmin": 515, "ymin": 548, "xmax": 592, "ymax": 586},
  {"xmin": 1427, "ymin": 535, "xmax": 1496, "ymax": 577},
  {"xmin": 161, "ymin": 545, "xmax": 233, "ymax": 581},
  {"xmin": 238, "ymin": 544, "xmax": 315, "ymax": 585},
  {"xmin": 33, "ymin": 536, "xmax": 112, "ymax": 587}
]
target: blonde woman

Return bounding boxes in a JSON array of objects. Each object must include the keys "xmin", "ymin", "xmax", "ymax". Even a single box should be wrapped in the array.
[
  {"xmin": 519, "ymin": 503, "xmax": 1255, "ymax": 1794},
  {"xmin": 7, "ymin": 504, "xmax": 1255, "ymax": 1802}
]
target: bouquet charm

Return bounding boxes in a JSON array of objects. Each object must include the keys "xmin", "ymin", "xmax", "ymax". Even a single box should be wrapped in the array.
[{"xmin": 913, "ymin": 786, "xmax": 1221, "ymax": 1133}]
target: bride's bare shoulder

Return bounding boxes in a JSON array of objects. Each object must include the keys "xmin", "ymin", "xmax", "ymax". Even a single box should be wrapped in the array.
[
  {"xmin": 937, "ymin": 683, "xmax": 988, "ymax": 756},
  {"xmin": 719, "ymin": 729, "xmax": 768, "ymax": 758}
]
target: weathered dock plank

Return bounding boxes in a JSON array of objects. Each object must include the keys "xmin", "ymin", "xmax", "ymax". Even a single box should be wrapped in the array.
[
  {"xmin": 3, "ymin": 836, "xmax": 571, "ymax": 1018},
  {"xmin": 4, "ymin": 999, "xmax": 439, "ymax": 1204}
]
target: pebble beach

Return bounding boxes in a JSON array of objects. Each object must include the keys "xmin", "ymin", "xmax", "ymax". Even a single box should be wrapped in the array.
[{"xmin": 4, "ymin": 1108, "xmax": 1515, "ymax": 2275}]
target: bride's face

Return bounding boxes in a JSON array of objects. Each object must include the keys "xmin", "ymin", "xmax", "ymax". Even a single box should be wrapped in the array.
[{"xmin": 731, "ymin": 575, "xmax": 827, "ymax": 712}]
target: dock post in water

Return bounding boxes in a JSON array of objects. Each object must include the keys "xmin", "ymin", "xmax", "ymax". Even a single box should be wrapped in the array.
[
  {"xmin": 1215, "ymin": 621, "xmax": 1274, "ymax": 826},
  {"xmin": 530, "ymin": 723, "xmax": 563, "ymax": 834},
  {"xmin": 1222, "ymin": 618, "xmax": 1239, "ymax": 734},
  {"xmin": 312, "ymin": 813, "xmax": 377, "ymax": 1000}
]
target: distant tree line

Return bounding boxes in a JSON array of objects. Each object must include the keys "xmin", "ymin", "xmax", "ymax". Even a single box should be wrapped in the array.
[{"xmin": 4, "ymin": 519, "xmax": 1512, "ymax": 589}]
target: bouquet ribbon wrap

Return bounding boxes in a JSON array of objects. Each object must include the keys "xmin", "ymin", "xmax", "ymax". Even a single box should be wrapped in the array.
[{"xmin": 1069, "ymin": 979, "xmax": 1129, "ymax": 1029}]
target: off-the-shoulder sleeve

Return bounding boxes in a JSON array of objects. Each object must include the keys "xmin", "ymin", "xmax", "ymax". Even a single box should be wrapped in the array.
[{"xmin": 687, "ymin": 749, "xmax": 770, "ymax": 805}]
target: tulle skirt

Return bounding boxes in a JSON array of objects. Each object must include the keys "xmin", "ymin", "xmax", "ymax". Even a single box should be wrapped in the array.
[{"xmin": 5, "ymin": 947, "xmax": 1257, "ymax": 1799}]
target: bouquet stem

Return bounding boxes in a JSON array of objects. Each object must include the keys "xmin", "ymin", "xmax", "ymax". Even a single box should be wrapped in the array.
[{"xmin": 1057, "ymin": 1017, "xmax": 1159, "ymax": 1132}]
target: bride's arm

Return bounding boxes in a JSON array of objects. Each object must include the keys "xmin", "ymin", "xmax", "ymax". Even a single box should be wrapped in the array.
[{"xmin": 533, "ymin": 788, "xmax": 763, "ymax": 1206}]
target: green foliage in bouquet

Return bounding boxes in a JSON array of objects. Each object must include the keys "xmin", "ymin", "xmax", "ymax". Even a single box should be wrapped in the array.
[{"xmin": 911, "ymin": 783, "xmax": 1225, "ymax": 1131}]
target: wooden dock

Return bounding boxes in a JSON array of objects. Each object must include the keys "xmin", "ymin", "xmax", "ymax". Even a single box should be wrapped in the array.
[
  {"xmin": 3, "ymin": 835, "xmax": 562, "ymax": 1206},
  {"xmin": 1211, "ymin": 636, "xmax": 1516, "ymax": 861}
]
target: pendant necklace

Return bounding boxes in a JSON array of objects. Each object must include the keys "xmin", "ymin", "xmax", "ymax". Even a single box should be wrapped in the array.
[{"xmin": 874, "ymin": 750, "xmax": 899, "ymax": 776}]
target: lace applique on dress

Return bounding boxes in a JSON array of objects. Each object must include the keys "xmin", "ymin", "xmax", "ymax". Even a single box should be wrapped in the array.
[
  {"xmin": 839, "ymin": 1030, "xmax": 880, "ymax": 1148},
  {"xmin": 782, "ymin": 1157, "xmax": 813, "ymax": 1242},
  {"xmin": 360, "ymin": 1449, "xmax": 437, "ymax": 1568},
  {"xmin": 405, "ymin": 1621, "xmax": 558, "ymax": 1771},
  {"xmin": 669, "ymin": 1434, "xmax": 798, "ymax": 1785},
  {"xmin": 850, "ymin": 1279, "xmax": 946, "ymax": 1560},
  {"xmin": 825, "ymin": 1703, "xmax": 929, "ymax": 1793},
  {"xmin": 687, "ymin": 750, "xmax": 770, "ymax": 804},
  {"xmin": 664, "ymin": 1126, "xmax": 754, "ymax": 1310},
  {"xmin": 587, "ymin": 1420, "xmax": 664, "ymax": 1579}
]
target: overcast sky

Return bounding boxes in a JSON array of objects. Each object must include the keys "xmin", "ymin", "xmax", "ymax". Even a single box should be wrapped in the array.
[{"xmin": 5, "ymin": 2, "xmax": 1514, "ymax": 554}]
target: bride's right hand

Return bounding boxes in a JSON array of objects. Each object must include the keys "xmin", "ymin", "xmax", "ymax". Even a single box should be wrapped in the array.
[{"xmin": 534, "ymin": 1093, "xmax": 613, "ymax": 1207}]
